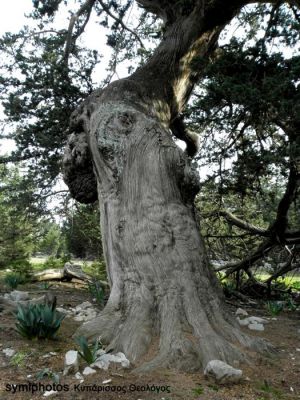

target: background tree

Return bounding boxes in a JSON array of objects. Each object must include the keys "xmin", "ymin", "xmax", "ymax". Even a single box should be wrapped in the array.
[
  {"xmin": 0, "ymin": 164, "xmax": 38, "ymax": 270},
  {"xmin": 62, "ymin": 202, "xmax": 102, "ymax": 259}
]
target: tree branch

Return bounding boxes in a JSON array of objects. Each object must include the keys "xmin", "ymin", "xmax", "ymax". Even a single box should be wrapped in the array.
[
  {"xmin": 265, "ymin": 258, "xmax": 299, "ymax": 283},
  {"xmin": 99, "ymin": 0, "xmax": 145, "ymax": 48},
  {"xmin": 215, "ymin": 239, "xmax": 274, "ymax": 275},
  {"xmin": 218, "ymin": 210, "xmax": 270, "ymax": 236},
  {"xmin": 64, "ymin": 0, "xmax": 96, "ymax": 64}
]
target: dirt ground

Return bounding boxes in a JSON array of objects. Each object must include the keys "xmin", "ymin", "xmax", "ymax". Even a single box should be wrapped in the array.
[{"xmin": 0, "ymin": 281, "xmax": 299, "ymax": 400}]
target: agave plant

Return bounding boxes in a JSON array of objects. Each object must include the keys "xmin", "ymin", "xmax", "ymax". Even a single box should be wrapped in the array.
[
  {"xmin": 75, "ymin": 336, "xmax": 102, "ymax": 365},
  {"xmin": 4, "ymin": 273, "xmax": 24, "ymax": 289},
  {"xmin": 87, "ymin": 280, "xmax": 105, "ymax": 306},
  {"xmin": 15, "ymin": 302, "xmax": 65, "ymax": 340}
]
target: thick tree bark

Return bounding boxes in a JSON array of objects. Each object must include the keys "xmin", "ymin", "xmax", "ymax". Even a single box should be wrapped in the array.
[{"xmin": 63, "ymin": 0, "xmax": 272, "ymax": 372}]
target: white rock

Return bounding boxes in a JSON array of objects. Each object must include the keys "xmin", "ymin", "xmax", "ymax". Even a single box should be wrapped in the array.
[
  {"xmin": 56, "ymin": 307, "xmax": 68, "ymax": 314},
  {"xmin": 43, "ymin": 390, "xmax": 57, "ymax": 397},
  {"xmin": 3, "ymin": 348, "xmax": 15, "ymax": 357},
  {"xmin": 248, "ymin": 323, "xmax": 264, "ymax": 331},
  {"xmin": 5, "ymin": 290, "xmax": 29, "ymax": 301},
  {"xmin": 96, "ymin": 349, "xmax": 106, "ymax": 357},
  {"xmin": 237, "ymin": 317, "xmax": 249, "ymax": 327},
  {"xmin": 75, "ymin": 301, "xmax": 93, "ymax": 311},
  {"xmin": 102, "ymin": 379, "xmax": 112, "ymax": 384},
  {"xmin": 73, "ymin": 315, "xmax": 86, "ymax": 322},
  {"xmin": 91, "ymin": 358, "xmax": 109, "ymax": 370},
  {"xmin": 236, "ymin": 308, "xmax": 248, "ymax": 317},
  {"xmin": 114, "ymin": 352, "xmax": 130, "ymax": 368},
  {"xmin": 92, "ymin": 352, "xmax": 130, "ymax": 370},
  {"xmin": 204, "ymin": 360, "xmax": 243, "ymax": 384},
  {"xmin": 83, "ymin": 366, "xmax": 96, "ymax": 376},
  {"xmin": 63, "ymin": 350, "xmax": 79, "ymax": 375},
  {"xmin": 237, "ymin": 316, "xmax": 268, "ymax": 327},
  {"xmin": 75, "ymin": 372, "xmax": 84, "ymax": 380},
  {"xmin": 247, "ymin": 316, "xmax": 268, "ymax": 324}
]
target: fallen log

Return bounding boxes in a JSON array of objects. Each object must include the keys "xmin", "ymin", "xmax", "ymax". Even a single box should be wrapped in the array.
[
  {"xmin": 31, "ymin": 262, "xmax": 109, "ymax": 288},
  {"xmin": 32, "ymin": 263, "xmax": 92, "ymax": 283}
]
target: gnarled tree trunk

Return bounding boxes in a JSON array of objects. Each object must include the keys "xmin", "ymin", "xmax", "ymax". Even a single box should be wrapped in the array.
[{"xmin": 63, "ymin": 0, "xmax": 271, "ymax": 372}]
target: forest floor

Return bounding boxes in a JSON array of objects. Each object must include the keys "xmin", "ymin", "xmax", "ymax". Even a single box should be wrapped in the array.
[{"xmin": 0, "ymin": 280, "xmax": 299, "ymax": 400}]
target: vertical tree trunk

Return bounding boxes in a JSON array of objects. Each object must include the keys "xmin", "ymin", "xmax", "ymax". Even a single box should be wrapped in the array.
[{"xmin": 63, "ymin": 0, "xmax": 271, "ymax": 372}]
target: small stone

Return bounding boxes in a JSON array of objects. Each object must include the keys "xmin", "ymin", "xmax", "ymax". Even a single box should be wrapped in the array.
[
  {"xmin": 204, "ymin": 360, "xmax": 243, "ymax": 384},
  {"xmin": 75, "ymin": 301, "xmax": 93, "ymax": 311},
  {"xmin": 96, "ymin": 349, "xmax": 106, "ymax": 357},
  {"xmin": 237, "ymin": 316, "xmax": 268, "ymax": 327},
  {"xmin": 102, "ymin": 379, "xmax": 112, "ymax": 384},
  {"xmin": 8, "ymin": 290, "xmax": 29, "ymax": 301},
  {"xmin": 246, "ymin": 316, "xmax": 268, "ymax": 324},
  {"xmin": 236, "ymin": 308, "xmax": 248, "ymax": 317},
  {"xmin": 56, "ymin": 307, "xmax": 68, "ymax": 314},
  {"xmin": 83, "ymin": 366, "xmax": 96, "ymax": 376},
  {"xmin": 92, "ymin": 352, "xmax": 130, "ymax": 370},
  {"xmin": 296, "ymin": 348, "xmax": 300, "ymax": 352},
  {"xmin": 75, "ymin": 372, "xmax": 83, "ymax": 380},
  {"xmin": 63, "ymin": 350, "xmax": 79, "ymax": 376},
  {"xmin": 43, "ymin": 390, "xmax": 57, "ymax": 397},
  {"xmin": 248, "ymin": 323, "xmax": 264, "ymax": 331},
  {"xmin": 237, "ymin": 317, "xmax": 249, "ymax": 327},
  {"xmin": 73, "ymin": 315, "xmax": 85, "ymax": 322},
  {"xmin": 3, "ymin": 348, "xmax": 15, "ymax": 357}
]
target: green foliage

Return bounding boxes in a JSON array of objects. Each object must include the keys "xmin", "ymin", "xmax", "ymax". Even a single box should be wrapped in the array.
[
  {"xmin": 258, "ymin": 380, "xmax": 283, "ymax": 399},
  {"xmin": 43, "ymin": 256, "xmax": 66, "ymax": 269},
  {"xmin": 284, "ymin": 296, "xmax": 297, "ymax": 311},
  {"xmin": 35, "ymin": 222, "xmax": 64, "ymax": 257},
  {"xmin": 15, "ymin": 303, "xmax": 65, "ymax": 340},
  {"xmin": 84, "ymin": 260, "xmax": 107, "ymax": 281},
  {"xmin": 0, "ymin": 165, "xmax": 37, "ymax": 270},
  {"xmin": 36, "ymin": 367, "xmax": 60, "ymax": 383},
  {"xmin": 75, "ymin": 336, "xmax": 102, "ymax": 365},
  {"xmin": 62, "ymin": 203, "xmax": 103, "ymax": 260},
  {"xmin": 4, "ymin": 273, "xmax": 25, "ymax": 289},
  {"xmin": 10, "ymin": 351, "xmax": 28, "ymax": 368},
  {"xmin": 220, "ymin": 278, "xmax": 236, "ymax": 297},
  {"xmin": 265, "ymin": 301, "xmax": 284, "ymax": 316},
  {"xmin": 40, "ymin": 282, "xmax": 53, "ymax": 290},
  {"xmin": 192, "ymin": 385, "xmax": 204, "ymax": 396},
  {"xmin": 291, "ymin": 281, "xmax": 300, "ymax": 291},
  {"xmin": 88, "ymin": 280, "xmax": 105, "ymax": 306}
]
